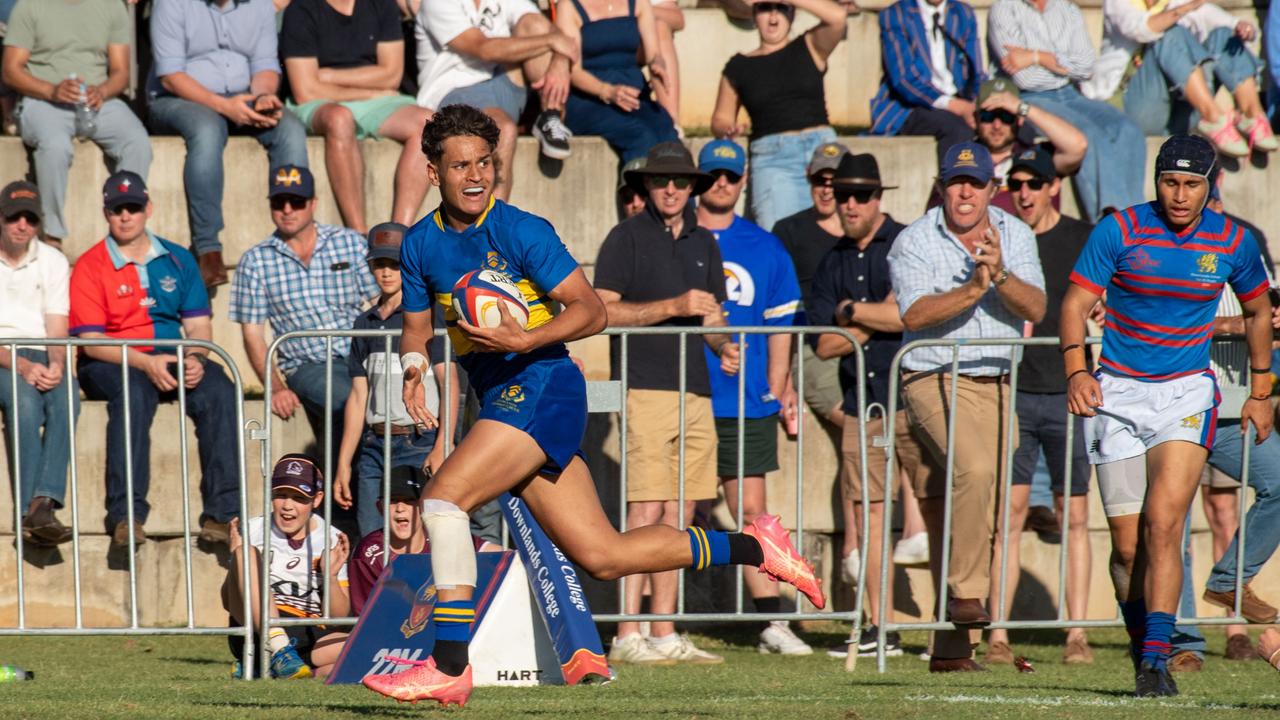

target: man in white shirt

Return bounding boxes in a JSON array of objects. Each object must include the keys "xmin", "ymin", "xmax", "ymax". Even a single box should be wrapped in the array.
[
  {"xmin": 415, "ymin": 0, "xmax": 577, "ymax": 198},
  {"xmin": 0, "ymin": 181, "xmax": 77, "ymax": 546}
]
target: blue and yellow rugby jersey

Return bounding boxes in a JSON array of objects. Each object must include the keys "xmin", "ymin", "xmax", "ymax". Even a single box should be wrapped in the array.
[{"xmin": 400, "ymin": 197, "xmax": 580, "ymax": 388}]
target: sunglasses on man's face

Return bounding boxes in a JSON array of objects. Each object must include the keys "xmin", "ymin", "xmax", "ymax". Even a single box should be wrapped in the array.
[
  {"xmin": 834, "ymin": 188, "xmax": 878, "ymax": 205},
  {"xmin": 2, "ymin": 211, "xmax": 39, "ymax": 226},
  {"xmin": 107, "ymin": 203, "xmax": 145, "ymax": 217},
  {"xmin": 710, "ymin": 169, "xmax": 742, "ymax": 185},
  {"xmin": 754, "ymin": 2, "xmax": 793, "ymax": 13},
  {"xmin": 1007, "ymin": 177, "xmax": 1048, "ymax": 192},
  {"xmin": 978, "ymin": 109, "xmax": 1017, "ymax": 125},
  {"xmin": 646, "ymin": 175, "xmax": 693, "ymax": 190},
  {"xmin": 270, "ymin": 196, "xmax": 309, "ymax": 212},
  {"xmin": 809, "ymin": 175, "xmax": 835, "ymax": 188}
]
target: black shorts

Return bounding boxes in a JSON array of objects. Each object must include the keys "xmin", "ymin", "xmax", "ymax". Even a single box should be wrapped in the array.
[
  {"xmin": 227, "ymin": 622, "xmax": 341, "ymax": 666},
  {"xmin": 715, "ymin": 416, "xmax": 780, "ymax": 477}
]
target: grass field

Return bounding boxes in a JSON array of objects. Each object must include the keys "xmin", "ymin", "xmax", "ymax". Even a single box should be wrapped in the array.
[{"xmin": 4, "ymin": 626, "xmax": 1280, "ymax": 719}]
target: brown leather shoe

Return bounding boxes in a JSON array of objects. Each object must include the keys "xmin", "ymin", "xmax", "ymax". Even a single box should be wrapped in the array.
[
  {"xmin": 1063, "ymin": 635, "xmax": 1094, "ymax": 665},
  {"xmin": 111, "ymin": 520, "xmax": 147, "ymax": 548},
  {"xmin": 22, "ymin": 497, "xmax": 73, "ymax": 545},
  {"xmin": 1225, "ymin": 633, "xmax": 1255, "ymax": 661},
  {"xmin": 947, "ymin": 597, "xmax": 991, "ymax": 627},
  {"xmin": 984, "ymin": 640, "xmax": 1014, "ymax": 665},
  {"xmin": 199, "ymin": 519, "xmax": 231, "ymax": 544},
  {"xmin": 929, "ymin": 656, "xmax": 988, "ymax": 673},
  {"xmin": 1167, "ymin": 651, "xmax": 1203, "ymax": 672},
  {"xmin": 198, "ymin": 250, "xmax": 228, "ymax": 288},
  {"xmin": 1203, "ymin": 584, "xmax": 1279, "ymax": 624}
]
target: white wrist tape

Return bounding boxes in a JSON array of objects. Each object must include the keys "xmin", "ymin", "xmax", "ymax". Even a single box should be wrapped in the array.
[
  {"xmin": 422, "ymin": 499, "xmax": 477, "ymax": 588},
  {"xmin": 401, "ymin": 352, "xmax": 428, "ymax": 374}
]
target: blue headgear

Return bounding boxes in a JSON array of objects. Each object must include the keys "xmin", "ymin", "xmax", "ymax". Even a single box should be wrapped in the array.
[{"xmin": 1154, "ymin": 134, "xmax": 1218, "ymax": 186}]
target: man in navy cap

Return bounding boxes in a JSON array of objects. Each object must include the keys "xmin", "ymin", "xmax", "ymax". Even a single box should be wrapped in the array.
[
  {"xmin": 1060, "ymin": 135, "xmax": 1273, "ymax": 697},
  {"xmin": 69, "ymin": 171, "xmax": 241, "ymax": 548},
  {"xmin": 229, "ymin": 164, "xmax": 380, "ymax": 463},
  {"xmin": 887, "ymin": 141, "xmax": 1046, "ymax": 672}
]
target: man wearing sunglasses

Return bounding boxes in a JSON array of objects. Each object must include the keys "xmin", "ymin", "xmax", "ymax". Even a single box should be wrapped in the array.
[
  {"xmin": 693, "ymin": 139, "xmax": 810, "ymax": 657},
  {"xmin": 594, "ymin": 140, "xmax": 735, "ymax": 665},
  {"xmin": 69, "ymin": 172, "xmax": 241, "ymax": 549},
  {"xmin": 889, "ymin": 141, "xmax": 1046, "ymax": 672},
  {"xmin": 230, "ymin": 165, "xmax": 380, "ymax": 461},
  {"xmin": 808, "ymin": 152, "xmax": 936, "ymax": 660},
  {"xmin": 983, "ymin": 146, "xmax": 1095, "ymax": 667}
]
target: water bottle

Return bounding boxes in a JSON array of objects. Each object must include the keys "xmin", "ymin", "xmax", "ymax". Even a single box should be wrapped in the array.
[
  {"xmin": 70, "ymin": 73, "xmax": 97, "ymax": 139},
  {"xmin": 0, "ymin": 665, "xmax": 34, "ymax": 682}
]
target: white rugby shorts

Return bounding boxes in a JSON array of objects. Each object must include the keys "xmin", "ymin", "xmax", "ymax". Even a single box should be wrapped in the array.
[{"xmin": 1083, "ymin": 371, "xmax": 1220, "ymax": 466}]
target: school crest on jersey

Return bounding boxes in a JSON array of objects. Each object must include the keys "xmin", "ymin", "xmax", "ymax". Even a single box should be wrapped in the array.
[
  {"xmin": 485, "ymin": 251, "xmax": 509, "ymax": 273},
  {"xmin": 1196, "ymin": 253, "xmax": 1219, "ymax": 276}
]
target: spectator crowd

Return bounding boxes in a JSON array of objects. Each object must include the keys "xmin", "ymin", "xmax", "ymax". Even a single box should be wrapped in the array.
[{"xmin": 3, "ymin": 0, "xmax": 1280, "ymax": 682}]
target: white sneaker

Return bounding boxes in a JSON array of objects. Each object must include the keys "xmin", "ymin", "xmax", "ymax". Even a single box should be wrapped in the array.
[
  {"xmin": 649, "ymin": 634, "xmax": 725, "ymax": 664},
  {"xmin": 608, "ymin": 633, "xmax": 676, "ymax": 665},
  {"xmin": 893, "ymin": 532, "xmax": 929, "ymax": 567},
  {"xmin": 758, "ymin": 621, "xmax": 813, "ymax": 656},
  {"xmin": 842, "ymin": 552, "xmax": 861, "ymax": 585}
]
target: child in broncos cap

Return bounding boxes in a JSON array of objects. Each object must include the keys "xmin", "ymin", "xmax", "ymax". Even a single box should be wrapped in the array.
[{"xmin": 222, "ymin": 453, "xmax": 351, "ymax": 680}]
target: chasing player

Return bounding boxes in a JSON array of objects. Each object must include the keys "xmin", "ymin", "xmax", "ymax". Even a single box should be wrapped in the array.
[
  {"xmin": 361, "ymin": 104, "xmax": 824, "ymax": 707},
  {"xmin": 1060, "ymin": 135, "xmax": 1274, "ymax": 697}
]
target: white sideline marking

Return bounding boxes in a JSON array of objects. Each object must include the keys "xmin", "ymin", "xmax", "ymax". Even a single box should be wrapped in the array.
[{"xmin": 906, "ymin": 693, "xmax": 1244, "ymax": 710}]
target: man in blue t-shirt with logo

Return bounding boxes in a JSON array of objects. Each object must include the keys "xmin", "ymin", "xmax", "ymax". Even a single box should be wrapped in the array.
[{"xmin": 695, "ymin": 140, "xmax": 810, "ymax": 657}]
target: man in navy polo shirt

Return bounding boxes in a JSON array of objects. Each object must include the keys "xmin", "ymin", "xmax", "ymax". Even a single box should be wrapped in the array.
[
  {"xmin": 69, "ymin": 172, "xmax": 240, "ymax": 548},
  {"xmin": 695, "ymin": 139, "xmax": 809, "ymax": 656}
]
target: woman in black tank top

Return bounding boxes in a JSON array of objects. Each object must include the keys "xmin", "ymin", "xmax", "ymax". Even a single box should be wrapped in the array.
[{"xmin": 710, "ymin": 0, "xmax": 849, "ymax": 233}]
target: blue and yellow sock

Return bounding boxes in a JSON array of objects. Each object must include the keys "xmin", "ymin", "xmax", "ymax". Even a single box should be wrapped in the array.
[
  {"xmin": 686, "ymin": 528, "xmax": 763, "ymax": 569},
  {"xmin": 1141, "ymin": 611, "xmax": 1176, "ymax": 670},
  {"xmin": 431, "ymin": 600, "xmax": 475, "ymax": 676}
]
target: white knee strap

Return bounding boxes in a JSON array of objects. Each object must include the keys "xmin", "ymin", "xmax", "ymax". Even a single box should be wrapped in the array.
[
  {"xmin": 421, "ymin": 499, "xmax": 477, "ymax": 588},
  {"xmin": 1097, "ymin": 455, "xmax": 1148, "ymax": 519}
]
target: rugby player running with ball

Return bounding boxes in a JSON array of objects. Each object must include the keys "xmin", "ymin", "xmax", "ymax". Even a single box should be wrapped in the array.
[{"xmin": 362, "ymin": 104, "xmax": 824, "ymax": 707}]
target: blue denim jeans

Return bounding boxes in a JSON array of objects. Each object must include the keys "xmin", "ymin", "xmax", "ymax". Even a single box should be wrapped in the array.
[
  {"xmin": 1125, "ymin": 26, "xmax": 1262, "ymax": 135},
  {"xmin": 747, "ymin": 126, "xmax": 838, "ymax": 234},
  {"xmin": 0, "ymin": 350, "xmax": 79, "ymax": 508},
  {"xmin": 355, "ymin": 428, "xmax": 437, "ymax": 538},
  {"xmin": 1022, "ymin": 86, "xmax": 1146, "ymax": 219},
  {"xmin": 79, "ymin": 358, "xmax": 240, "ymax": 526},
  {"xmin": 1202, "ymin": 419, "xmax": 1280, "ymax": 592},
  {"xmin": 285, "ymin": 361, "xmax": 353, "ymax": 463},
  {"xmin": 149, "ymin": 95, "xmax": 308, "ymax": 256}
]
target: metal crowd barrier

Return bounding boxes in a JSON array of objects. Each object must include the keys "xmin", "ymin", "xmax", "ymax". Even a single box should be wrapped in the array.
[
  {"xmin": 875, "ymin": 336, "xmax": 1256, "ymax": 672},
  {"xmin": 254, "ymin": 325, "xmax": 869, "ymax": 669},
  {"xmin": 0, "ymin": 338, "xmax": 256, "ymax": 677}
]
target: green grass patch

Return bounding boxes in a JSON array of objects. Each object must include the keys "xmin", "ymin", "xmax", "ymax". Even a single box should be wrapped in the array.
[{"xmin": 2, "ymin": 627, "xmax": 1280, "ymax": 718}]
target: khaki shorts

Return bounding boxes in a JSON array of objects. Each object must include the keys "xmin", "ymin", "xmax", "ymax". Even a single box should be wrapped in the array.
[
  {"xmin": 798, "ymin": 343, "xmax": 844, "ymax": 420},
  {"xmin": 625, "ymin": 389, "xmax": 718, "ymax": 502},
  {"xmin": 841, "ymin": 410, "xmax": 940, "ymax": 503}
]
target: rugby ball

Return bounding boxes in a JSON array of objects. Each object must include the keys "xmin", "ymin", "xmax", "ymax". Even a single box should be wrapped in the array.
[{"xmin": 452, "ymin": 270, "xmax": 531, "ymax": 329}]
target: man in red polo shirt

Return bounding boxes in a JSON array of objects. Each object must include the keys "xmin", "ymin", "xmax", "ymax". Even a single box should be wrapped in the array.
[{"xmin": 69, "ymin": 171, "xmax": 240, "ymax": 548}]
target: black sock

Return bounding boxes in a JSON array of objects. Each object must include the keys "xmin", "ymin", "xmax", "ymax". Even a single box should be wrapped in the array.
[
  {"xmin": 755, "ymin": 596, "xmax": 781, "ymax": 631},
  {"xmin": 433, "ymin": 639, "xmax": 469, "ymax": 677},
  {"xmin": 728, "ymin": 533, "xmax": 764, "ymax": 566}
]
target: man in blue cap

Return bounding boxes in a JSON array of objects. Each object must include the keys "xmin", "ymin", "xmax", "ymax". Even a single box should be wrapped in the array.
[
  {"xmin": 1060, "ymin": 134, "xmax": 1274, "ymax": 697},
  {"xmin": 888, "ymin": 141, "xmax": 1047, "ymax": 672},
  {"xmin": 694, "ymin": 139, "xmax": 809, "ymax": 657}
]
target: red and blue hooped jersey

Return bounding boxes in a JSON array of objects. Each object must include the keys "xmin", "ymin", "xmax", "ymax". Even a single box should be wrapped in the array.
[
  {"xmin": 68, "ymin": 233, "xmax": 210, "ymax": 351},
  {"xmin": 1069, "ymin": 202, "xmax": 1269, "ymax": 381}
]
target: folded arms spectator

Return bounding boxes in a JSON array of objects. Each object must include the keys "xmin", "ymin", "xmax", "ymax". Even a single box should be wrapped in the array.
[
  {"xmin": 149, "ymin": 0, "xmax": 310, "ymax": 289},
  {"xmin": 1, "ymin": 0, "xmax": 152, "ymax": 248},
  {"xmin": 711, "ymin": 0, "xmax": 848, "ymax": 232},
  {"xmin": 280, "ymin": 0, "xmax": 432, "ymax": 234}
]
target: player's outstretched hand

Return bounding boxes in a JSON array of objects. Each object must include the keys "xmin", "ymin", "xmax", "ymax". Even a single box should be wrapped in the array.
[
  {"xmin": 1244, "ymin": 396, "xmax": 1273, "ymax": 443},
  {"xmin": 403, "ymin": 365, "xmax": 440, "ymax": 431},
  {"xmin": 457, "ymin": 301, "xmax": 534, "ymax": 354},
  {"xmin": 1066, "ymin": 372, "xmax": 1103, "ymax": 417}
]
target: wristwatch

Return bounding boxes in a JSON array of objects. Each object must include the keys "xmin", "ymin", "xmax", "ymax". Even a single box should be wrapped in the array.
[
  {"xmin": 992, "ymin": 266, "xmax": 1010, "ymax": 286},
  {"xmin": 840, "ymin": 301, "xmax": 856, "ymax": 323},
  {"xmin": 1017, "ymin": 101, "xmax": 1030, "ymax": 118}
]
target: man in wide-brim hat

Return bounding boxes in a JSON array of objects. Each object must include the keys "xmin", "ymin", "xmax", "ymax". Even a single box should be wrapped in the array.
[{"xmin": 623, "ymin": 141, "xmax": 715, "ymax": 196}]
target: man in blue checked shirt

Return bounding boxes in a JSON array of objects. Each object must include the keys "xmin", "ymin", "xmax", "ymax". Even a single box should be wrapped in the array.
[
  {"xmin": 694, "ymin": 139, "xmax": 811, "ymax": 657},
  {"xmin": 888, "ymin": 141, "xmax": 1046, "ymax": 672},
  {"xmin": 230, "ymin": 165, "xmax": 380, "ymax": 453}
]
